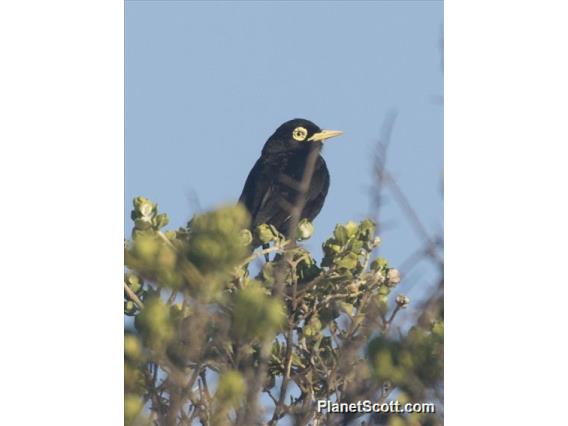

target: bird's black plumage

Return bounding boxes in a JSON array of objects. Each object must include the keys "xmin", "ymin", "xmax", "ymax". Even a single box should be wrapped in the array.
[{"xmin": 239, "ymin": 119, "xmax": 342, "ymax": 237}]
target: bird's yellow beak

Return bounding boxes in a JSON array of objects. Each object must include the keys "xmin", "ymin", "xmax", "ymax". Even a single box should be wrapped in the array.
[{"xmin": 307, "ymin": 129, "xmax": 343, "ymax": 142}]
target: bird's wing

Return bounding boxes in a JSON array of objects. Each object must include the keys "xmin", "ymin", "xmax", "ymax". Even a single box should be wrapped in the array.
[
  {"xmin": 302, "ymin": 159, "xmax": 330, "ymax": 222},
  {"xmin": 262, "ymin": 156, "xmax": 330, "ymax": 231},
  {"xmin": 239, "ymin": 157, "xmax": 294, "ymax": 229},
  {"xmin": 239, "ymin": 155, "xmax": 330, "ymax": 233},
  {"xmin": 238, "ymin": 157, "xmax": 274, "ymax": 225}
]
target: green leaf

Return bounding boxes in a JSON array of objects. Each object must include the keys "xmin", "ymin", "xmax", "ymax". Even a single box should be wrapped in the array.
[
  {"xmin": 124, "ymin": 334, "xmax": 143, "ymax": 361},
  {"xmin": 338, "ymin": 301, "xmax": 354, "ymax": 315},
  {"xmin": 124, "ymin": 393, "xmax": 144, "ymax": 425},
  {"xmin": 255, "ymin": 224, "xmax": 279, "ymax": 245},
  {"xmin": 154, "ymin": 213, "xmax": 169, "ymax": 229},
  {"xmin": 344, "ymin": 221, "xmax": 359, "ymax": 238},
  {"xmin": 132, "ymin": 196, "xmax": 157, "ymax": 220},
  {"xmin": 240, "ymin": 229, "xmax": 253, "ymax": 246},
  {"xmin": 371, "ymin": 257, "xmax": 389, "ymax": 271},
  {"xmin": 133, "ymin": 218, "xmax": 152, "ymax": 231},
  {"xmin": 125, "ymin": 273, "xmax": 143, "ymax": 294},
  {"xmin": 358, "ymin": 219, "xmax": 376, "ymax": 240},
  {"xmin": 186, "ymin": 205, "xmax": 251, "ymax": 273},
  {"xmin": 347, "ymin": 239, "xmax": 364, "ymax": 253},
  {"xmin": 334, "ymin": 252, "xmax": 359, "ymax": 270},
  {"xmin": 216, "ymin": 370, "xmax": 246, "ymax": 406},
  {"xmin": 232, "ymin": 282, "xmax": 285, "ymax": 340},
  {"xmin": 134, "ymin": 298, "xmax": 174, "ymax": 351},
  {"xmin": 297, "ymin": 218, "xmax": 314, "ymax": 240},
  {"xmin": 333, "ymin": 224, "xmax": 349, "ymax": 245},
  {"xmin": 291, "ymin": 351, "xmax": 305, "ymax": 368},
  {"xmin": 303, "ymin": 316, "xmax": 322, "ymax": 338},
  {"xmin": 124, "ymin": 300, "xmax": 138, "ymax": 316}
]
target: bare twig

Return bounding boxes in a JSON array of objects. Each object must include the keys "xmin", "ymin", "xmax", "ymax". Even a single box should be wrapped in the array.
[
  {"xmin": 237, "ymin": 243, "xmax": 287, "ymax": 270},
  {"xmin": 269, "ymin": 260, "xmax": 300, "ymax": 425},
  {"xmin": 124, "ymin": 281, "xmax": 144, "ymax": 309},
  {"xmin": 371, "ymin": 110, "xmax": 398, "ymax": 234},
  {"xmin": 383, "ymin": 171, "xmax": 442, "ymax": 264}
]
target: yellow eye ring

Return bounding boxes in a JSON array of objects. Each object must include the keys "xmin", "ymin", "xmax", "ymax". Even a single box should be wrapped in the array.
[{"xmin": 292, "ymin": 126, "xmax": 308, "ymax": 141}]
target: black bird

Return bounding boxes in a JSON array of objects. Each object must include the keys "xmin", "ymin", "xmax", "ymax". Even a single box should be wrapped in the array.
[{"xmin": 239, "ymin": 118, "xmax": 343, "ymax": 238}]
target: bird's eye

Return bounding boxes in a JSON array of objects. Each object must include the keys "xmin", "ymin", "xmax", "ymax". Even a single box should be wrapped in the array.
[{"xmin": 292, "ymin": 127, "xmax": 308, "ymax": 141}]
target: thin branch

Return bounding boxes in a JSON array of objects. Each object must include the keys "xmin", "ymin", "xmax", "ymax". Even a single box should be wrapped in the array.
[
  {"xmin": 383, "ymin": 171, "xmax": 442, "ymax": 264},
  {"xmin": 241, "ymin": 145, "xmax": 322, "ymax": 425},
  {"xmin": 236, "ymin": 243, "xmax": 287, "ymax": 270},
  {"xmin": 371, "ymin": 110, "xmax": 398, "ymax": 234},
  {"xmin": 124, "ymin": 281, "xmax": 144, "ymax": 309},
  {"xmin": 167, "ymin": 289, "xmax": 178, "ymax": 304},
  {"xmin": 385, "ymin": 304, "xmax": 402, "ymax": 327},
  {"xmin": 398, "ymin": 246, "xmax": 429, "ymax": 277},
  {"xmin": 157, "ymin": 230, "xmax": 177, "ymax": 250},
  {"xmin": 269, "ymin": 260, "xmax": 300, "ymax": 425}
]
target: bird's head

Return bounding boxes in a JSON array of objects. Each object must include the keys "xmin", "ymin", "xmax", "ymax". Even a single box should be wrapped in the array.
[{"xmin": 262, "ymin": 118, "xmax": 343, "ymax": 155}]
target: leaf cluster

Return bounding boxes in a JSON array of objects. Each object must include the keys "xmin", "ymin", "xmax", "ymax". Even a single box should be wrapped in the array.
[{"xmin": 123, "ymin": 197, "xmax": 443, "ymax": 426}]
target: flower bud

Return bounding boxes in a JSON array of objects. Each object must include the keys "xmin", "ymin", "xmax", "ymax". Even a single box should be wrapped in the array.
[
  {"xmin": 395, "ymin": 294, "xmax": 410, "ymax": 308},
  {"xmin": 124, "ymin": 300, "xmax": 138, "ymax": 316},
  {"xmin": 255, "ymin": 224, "xmax": 278, "ymax": 245},
  {"xmin": 296, "ymin": 219, "xmax": 314, "ymax": 240},
  {"xmin": 386, "ymin": 268, "xmax": 401, "ymax": 287},
  {"xmin": 239, "ymin": 229, "xmax": 253, "ymax": 246}
]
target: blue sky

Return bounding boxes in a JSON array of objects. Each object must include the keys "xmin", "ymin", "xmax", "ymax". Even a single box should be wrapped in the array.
[{"xmin": 125, "ymin": 1, "xmax": 443, "ymax": 312}]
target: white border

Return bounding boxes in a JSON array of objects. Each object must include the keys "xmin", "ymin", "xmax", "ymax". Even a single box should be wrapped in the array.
[
  {"xmin": 2, "ymin": 1, "xmax": 568, "ymax": 424},
  {"xmin": 0, "ymin": 0, "xmax": 123, "ymax": 423},
  {"xmin": 446, "ymin": 0, "xmax": 568, "ymax": 424}
]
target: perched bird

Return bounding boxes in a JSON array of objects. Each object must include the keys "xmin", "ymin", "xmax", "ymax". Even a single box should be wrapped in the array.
[{"xmin": 239, "ymin": 118, "xmax": 343, "ymax": 238}]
